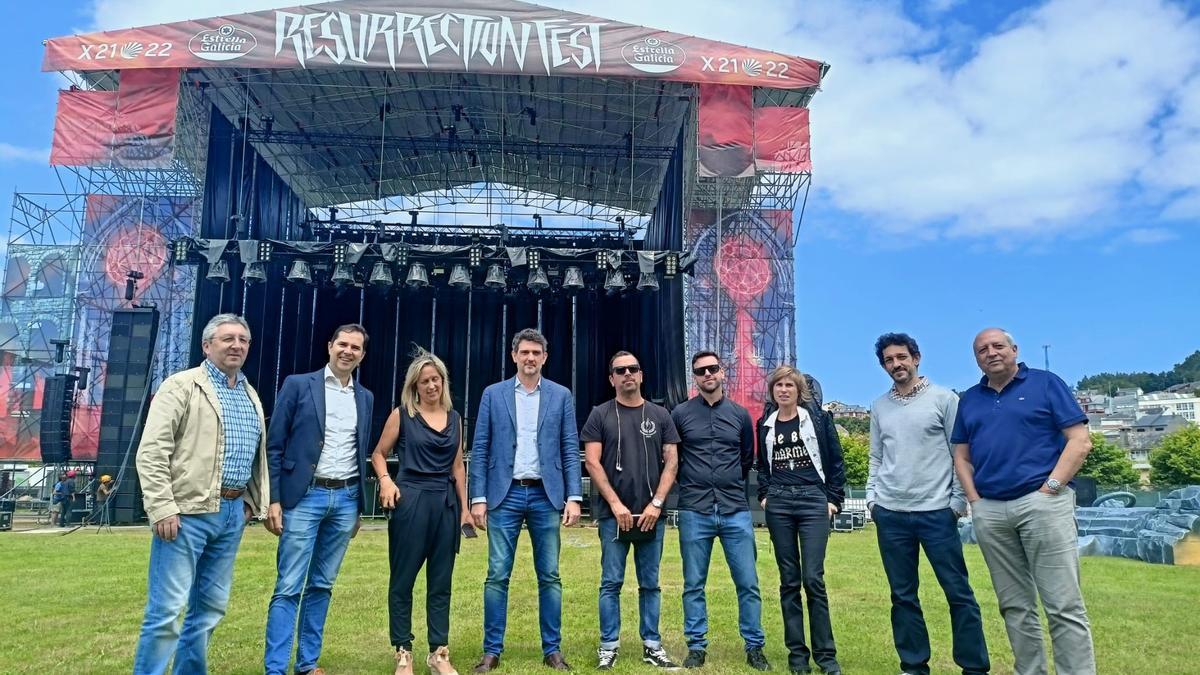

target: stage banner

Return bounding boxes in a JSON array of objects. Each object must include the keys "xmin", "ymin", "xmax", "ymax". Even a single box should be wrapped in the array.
[
  {"xmin": 42, "ymin": 0, "xmax": 822, "ymax": 89},
  {"xmin": 698, "ymin": 84, "xmax": 755, "ymax": 178},
  {"xmin": 70, "ymin": 195, "xmax": 198, "ymax": 459},
  {"xmin": 49, "ymin": 90, "xmax": 119, "ymax": 166},
  {"xmin": 684, "ymin": 208, "xmax": 795, "ymax": 425},
  {"xmin": 754, "ymin": 106, "xmax": 811, "ymax": 173},
  {"xmin": 50, "ymin": 69, "xmax": 180, "ymax": 168}
]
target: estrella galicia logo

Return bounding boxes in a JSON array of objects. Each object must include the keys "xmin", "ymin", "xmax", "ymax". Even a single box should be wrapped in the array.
[
  {"xmin": 189, "ymin": 24, "xmax": 257, "ymax": 62},
  {"xmin": 622, "ymin": 36, "xmax": 685, "ymax": 74}
]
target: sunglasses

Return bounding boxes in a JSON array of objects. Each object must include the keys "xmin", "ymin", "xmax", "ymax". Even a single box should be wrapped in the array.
[
  {"xmin": 692, "ymin": 364, "xmax": 721, "ymax": 376},
  {"xmin": 611, "ymin": 365, "xmax": 642, "ymax": 375}
]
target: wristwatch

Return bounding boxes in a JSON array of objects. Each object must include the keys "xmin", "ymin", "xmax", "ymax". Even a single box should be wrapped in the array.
[
  {"xmin": 651, "ymin": 497, "xmax": 664, "ymax": 509},
  {"xmin": 1045, "ymin": 478, "xmax": 1062, "ymax": 494}
]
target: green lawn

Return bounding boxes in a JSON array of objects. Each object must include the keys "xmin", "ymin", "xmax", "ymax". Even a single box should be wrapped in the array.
[{"xmin": 1, "ymin": 523, "xmax": 1197, "ymax": 674}]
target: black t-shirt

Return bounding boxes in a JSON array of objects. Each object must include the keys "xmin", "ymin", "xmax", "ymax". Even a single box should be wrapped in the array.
[
  {"xmin": 581, "ymin": 400, "xmax": 680, "ymax": 519},
  {"xmin": 769, "ymin": 416, "xmax": 823, "ymax": 488}
]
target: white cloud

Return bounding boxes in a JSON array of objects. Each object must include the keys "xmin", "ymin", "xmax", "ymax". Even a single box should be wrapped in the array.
[
  {"xmin": 87, "ymin": 0, "xmax": 1200, "ymax": 242},
  {"xmin": 0, "ymin": 143, "xmax": 49, "ymax": 163}
]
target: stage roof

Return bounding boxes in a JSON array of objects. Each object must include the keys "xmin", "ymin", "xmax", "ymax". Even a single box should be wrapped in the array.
[{"xmin": 43, "ymin": 0, "xmax": 827, "ymax": 216}]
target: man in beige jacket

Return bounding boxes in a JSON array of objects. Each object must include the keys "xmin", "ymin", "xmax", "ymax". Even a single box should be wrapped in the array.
[{"xmin": 133, "ymin": 313, "xmax": 269, "ymax": 675}]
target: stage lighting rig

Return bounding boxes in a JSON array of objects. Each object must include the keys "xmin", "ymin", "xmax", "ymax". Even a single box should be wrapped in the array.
[
  {"xmin": 563, "ymin": 266, "xmax": 585, "ymax": 291},
  {"xmin": 528, "ymin": 266, "xmax": 549, "ymax": 292},
  {"xmin": 258, "ymin": 240, "xmax": 273, "ymax": 262},
  {"xmin": 333, "ymin": 242, "xmax": 347, "ymax": 265},
  {"xmin": 406, "ymin": 263, "xmax": 429, "ymax": 288},
  {"xmin": 528, "ymin": 249, "xmax": 541, "ymax": 269},
  {"xmin": 468, "ymin": 244, "xmax": 483, "ymax": 268},
  {"xmin": 664, "ymin": 252, "xmax": 679, "ymax": 279},
  {"xmin": 206, "ymin": 260, "xmax": 230, "ymax": 284},
  {"xmin": 287, "ymin": 260, "xmax": 313, "ymax": 284},
  {"xmin": 172, "ymin": 239, "xmax": 189, "ymax": 263},
  {"xmin": 448, "ymin": 265, "xmax": 471, "ymax": 290},
  {"xmin": 637, "ymin": 272, "xmax": 659, "ymax": 292},
  {"xmin": 369, "ymin": 262, "xmax": 394, "ymax": 287},
  {"xmin": 243, "ymin": 262, "xmax": 266, "ymax": 284},
  {"xmin": 484, "ymin": 264, "xmax": 507, "ymax": 289}
]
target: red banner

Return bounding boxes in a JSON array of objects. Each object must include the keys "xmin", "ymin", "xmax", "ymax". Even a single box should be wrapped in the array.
[
  {"xmin": 698, "ymin": 84, "xmax": 755, "ymax": 178},
  {"xmin": 49, "ymin": 90, "xmax": 118, "ymax": 166},
  {"xmin": 42, "ymin": 0, "xmax": 822, "ymax": 90},
  {"xmin": 754, "ymin": 107, "xmax": 811, "ymax": 173},
  {"xmin": 50, "ymin": 69, "xmax": 179, "ymax": 168}
]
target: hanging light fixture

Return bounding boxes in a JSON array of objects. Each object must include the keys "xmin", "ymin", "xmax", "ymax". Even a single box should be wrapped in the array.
[
  {"xmin": 604, "ymin": 269, "xmax": 626, "ymax": 292},
  {"xmin": 243, "ymin": 261, "xmax": 266, "ymax": 284},
  {"xmin": 484, "ymin": 263, "xmax": 507, "ymax": 289},
  {"xmin": 527, "ymin": 266, "xmax": 550, "ymax": 292},
  {"xmin": 664, "ymin": 252, "xmax": 678, "ymax": 279},
  {"xmin": 369, "ymin": 262, "xmax": 394, "ymax": 287},
  {"xmin": 405, "ymin": 262, "xmax": 429, "ymax": 288},
  {"xmin": 286, "ymin": 260, "xmax": 312, "ymax": 284},
  {"xmin": 562, "ymin": 266, "xmax": 585, "ymax": 290},
  {"xmin": 331, "ymin": 263, "xmax": 354, "ymax": 286},
  {"xmin": 206, "ymin": 259, "xmax": 230, "ymax": 283},
  {"xmin": 173, "ymin": 239, "xmax": 189, "ymax": 263},
  {"xmin": 448, "ymin": 264, "xmax": 472, "ymax": 290},
  {"xmin": 637, "ymin": 272, "xmax": 660, "ymax": 292}
]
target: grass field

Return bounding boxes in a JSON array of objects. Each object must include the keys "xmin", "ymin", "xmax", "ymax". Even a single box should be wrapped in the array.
[{"xmin": 1, "ymin": 522, "xmax": 1197, "ymax": 674}]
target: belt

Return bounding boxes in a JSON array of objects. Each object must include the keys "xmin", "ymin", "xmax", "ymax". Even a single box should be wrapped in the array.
[
  {"xmin": 219, "ymin": 487, "xmax": 245, "ymax": 499},
  {"xmin": 513, "ymin": 478, "xmax": 543, "ymax": 487},
  {"xmin": 313, "ymin": 476, "xmax": 353, "ymax": 489}
]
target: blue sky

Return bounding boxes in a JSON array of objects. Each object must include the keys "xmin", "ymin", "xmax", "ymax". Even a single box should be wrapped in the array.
[{"xmin": 2, "ymin": 0, "xmax": 1198, "ymax": 405}]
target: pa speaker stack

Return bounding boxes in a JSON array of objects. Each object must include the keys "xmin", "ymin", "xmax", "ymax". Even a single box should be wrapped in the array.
[
  {"xmin": 39, "ymin": 374, "xmax": 78, "ymax": 463},
  {"xmin": 94, "ymin": 307, "xmax": 160, "ymax": 524}
]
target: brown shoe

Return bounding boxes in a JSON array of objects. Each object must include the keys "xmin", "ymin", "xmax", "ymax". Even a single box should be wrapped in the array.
[
  {"xmin": 427, "ymin": 646, "xmax": 459, "ymax": 675},
  {"xmin": 472, "ymin": 654, "xmax": 500, "ymax": 673},
  {"xmin": 394, "ymin": 647, "xmax": 414, "ymax": 675},
  {"xmin": 543, "ymin": 652, "xmax": 572, "ymax": 671}
]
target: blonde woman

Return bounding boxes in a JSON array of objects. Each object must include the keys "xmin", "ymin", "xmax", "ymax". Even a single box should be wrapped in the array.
[
  {"xmin": 371, "ymin": 352, "xmax": 470, "ymax": 675},
  {"xmin": 755, "ymin": 366, "xmax": 846, "ymax": 675}
]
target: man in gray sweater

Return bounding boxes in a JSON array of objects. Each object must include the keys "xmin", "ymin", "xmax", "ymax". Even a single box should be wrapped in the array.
[{"xmin": 868, "ymin": 333, "xmax": 989, "ymax": 675}]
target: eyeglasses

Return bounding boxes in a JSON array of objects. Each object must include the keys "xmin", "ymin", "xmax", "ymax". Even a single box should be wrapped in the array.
[
  {"xmin": 692, "ymin": 364, "xmax": 721, "ymax": 376},
  {"xmin": 611, "ymin": 365, "xmax": 642, "ymax": 375}
]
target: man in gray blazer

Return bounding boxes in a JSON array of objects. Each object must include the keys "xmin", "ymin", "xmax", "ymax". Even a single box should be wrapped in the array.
[{"xmin": 468, "ymin": 328, "xmax": 582, "ymax": 673}]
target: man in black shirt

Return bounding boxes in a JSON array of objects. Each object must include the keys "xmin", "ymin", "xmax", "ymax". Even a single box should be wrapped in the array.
[
  {"xmin": 669, "ymin": 351, "xmax": 769, "ymax": 671},
  {"xmin": 582, "ymin": 351, "xmax": 681, "ymax": 671}
]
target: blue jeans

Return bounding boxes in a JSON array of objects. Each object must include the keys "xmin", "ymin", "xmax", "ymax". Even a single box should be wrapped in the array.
[
  {"xmin": 482, "ymin": 484, "xmax": 563, "ymax": 657},
  {"xmin": 678, "ymin": 508, "xmax": 765, "ymax": 651},
  {"xmin": 874, "ymin": 505, "xmax": 989, "ymax": 675},
  {"xmin": 133, "ymin": 496, "xmax": 246, "ymax": 675},
  {"xmin": 597, "ymin": 517, "xmax": 666, "ymax": 650},
  {"xmin": 264, "ymin": 485, "xmax": 359, "ymax": 675}
]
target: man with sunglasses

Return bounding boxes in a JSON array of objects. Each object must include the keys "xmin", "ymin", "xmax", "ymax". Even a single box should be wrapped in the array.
[
  {"xmin": 581, "ymin": 351, "xmax": 681, "ymax": 670},
  {"xmin": 670, "ymin": 351, "xmax": 768, "ymax": 671}
]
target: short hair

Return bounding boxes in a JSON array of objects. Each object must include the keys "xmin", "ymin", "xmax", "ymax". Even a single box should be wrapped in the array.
[
  {"xmin": 976, "ymin": 327, "xmax": 1017, "ymax": 348},
  {"xmin": 201, "ymin": 313, "xmax": 250, "ymax": 343},
  {"xmin": 400, "ymin": 350, "xmax": 453, "ymax": 416},
  {"xmin": 510, "ymin": 328, "xmax": 548, "ymax": 353},
  {"xmin": 767, "ymin": 365, "xmax": 813, "ymax": 405},
  {"xmin": 690, "ymin": 350, "xmax": 721, "ymax": 368},
  {"xmin": 329, "ymin": 323, "xmax": 369, "ymax": 348},
  {"xmin": 608, "ymin": 350, "xmax": 637, "ymax": 371},
  {"xmin": 874, "ymin": 333, "xmax": 920, "ymax": 366}
]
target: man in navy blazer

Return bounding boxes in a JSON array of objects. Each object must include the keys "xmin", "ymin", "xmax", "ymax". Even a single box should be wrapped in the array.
[
  {"xmin": 469, "ymin": 328, "xmax": 582, "ymax": 673},
  {"xmin": 263, "ymin": 324, "xmax": 374, "ymax": 675}
]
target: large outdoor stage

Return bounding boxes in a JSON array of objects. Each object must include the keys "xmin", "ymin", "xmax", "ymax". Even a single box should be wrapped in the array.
[{"xmin": 1, "ymin": 0, "xmax": 825, "ymax": 516}]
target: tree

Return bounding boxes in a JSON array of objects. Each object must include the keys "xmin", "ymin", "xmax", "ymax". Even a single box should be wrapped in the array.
[
  {"xmin": 1149, "ymin": 426, "xmax": 1200, "ymax": 486},
  {"xmin": 834, "ymin": 416, "xmax": 870, "ymax": 436},
  {"xmin": 1078, "ymin": 433, "xmax": 1138, "ymax": 486},
  {"xmin": 838, "ymin": 431, "xmax": 869, "ymax": 486},
  {"xmin": 1076, "ymin": 349, "xmax": 1200, "ymax": 394}
]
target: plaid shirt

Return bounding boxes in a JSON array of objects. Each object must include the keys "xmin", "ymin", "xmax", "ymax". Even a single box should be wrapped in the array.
[
  {"xmin": 889, "ymin": 376, "xmax": 931, "ymax": 403},
  {"xmin": 203, "ymin": 359, "xmax": 261, "ymax": 489}
]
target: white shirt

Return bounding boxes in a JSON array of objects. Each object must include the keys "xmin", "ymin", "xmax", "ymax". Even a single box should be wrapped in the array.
[{"xmin": 314, "ymin": 365, "xmax": 359, "ymax": 480}]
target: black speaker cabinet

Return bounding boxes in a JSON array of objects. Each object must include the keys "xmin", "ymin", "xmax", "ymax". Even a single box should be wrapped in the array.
[{"xmin": 39, "ymin": 374, "xmax": 77, "ymax": 463}]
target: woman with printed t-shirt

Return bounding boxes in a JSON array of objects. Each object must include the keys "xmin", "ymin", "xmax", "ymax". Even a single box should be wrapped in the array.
[{"xmin": 755, "ymin": 365, "xmax": 846, "ymax": 675}]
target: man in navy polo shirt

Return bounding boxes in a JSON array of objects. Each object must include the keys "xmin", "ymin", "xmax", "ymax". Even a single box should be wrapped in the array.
[{"xmin": 951, "ymin": 328, "xmax": 1095, "ymax": 675}]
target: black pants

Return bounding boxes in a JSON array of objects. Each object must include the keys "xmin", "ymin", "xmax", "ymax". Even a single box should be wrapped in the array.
[
  {"xmin": 765, "ymin": 485, "xmax": 837, "ymax": 673},
  {"xmin": 874, "ymin": 505, "xmax": 989, "ymax": 675},
  {"xmin": 387, "ymin": 482, "xmax": 460, "ymax": 651}
]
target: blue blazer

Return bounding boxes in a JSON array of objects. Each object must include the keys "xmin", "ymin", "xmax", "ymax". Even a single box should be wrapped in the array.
[
  {"xmin": 267, "ymin": 369, "xmax": 374, "ymax": 512},
  {"xmin": 469, "ymin": 376, "xmax": 582, "ymax": 511}
]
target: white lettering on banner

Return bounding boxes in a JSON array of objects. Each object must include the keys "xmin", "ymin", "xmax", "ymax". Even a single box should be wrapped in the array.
[{"xmin": 274, "ymin": 10, "xmax": 603, "ymax": 74}]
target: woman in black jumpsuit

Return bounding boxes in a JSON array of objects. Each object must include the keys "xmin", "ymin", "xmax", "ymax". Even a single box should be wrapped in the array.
[{"xmin": 371, "ymin": 352, "xmax": 470, "ymax": 675}]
